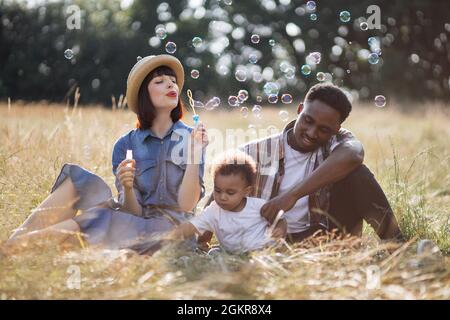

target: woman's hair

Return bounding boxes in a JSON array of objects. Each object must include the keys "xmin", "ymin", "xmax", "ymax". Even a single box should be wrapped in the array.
[
  {"xmin": 211, "ymin": 151, "xmax": 257, "ymax": 187},
  {"xmin": 135, "ymin": 66, "xmax": 185, "ymax": 129}
]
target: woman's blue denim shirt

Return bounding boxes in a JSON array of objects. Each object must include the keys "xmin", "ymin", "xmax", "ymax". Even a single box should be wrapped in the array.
[{"xmin": 111, "ymin": 120, "xmax": 205, "ymax": 208}]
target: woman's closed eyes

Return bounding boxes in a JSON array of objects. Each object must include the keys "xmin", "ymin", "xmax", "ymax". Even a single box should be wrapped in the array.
[{"xmin": 154, "ymin": 76, "xmax": 176, "ymax": 84}]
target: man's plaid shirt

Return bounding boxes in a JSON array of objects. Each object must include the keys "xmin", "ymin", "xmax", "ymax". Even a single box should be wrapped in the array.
[{"xmin": 238, "ymin": 120, "xmax": 358, "ymax": 230}]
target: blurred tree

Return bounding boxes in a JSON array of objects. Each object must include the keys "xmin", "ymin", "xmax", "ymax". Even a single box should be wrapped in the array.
[{"xmin": 0, "ymin": 0, "xmax": 448, "ymax": 106}]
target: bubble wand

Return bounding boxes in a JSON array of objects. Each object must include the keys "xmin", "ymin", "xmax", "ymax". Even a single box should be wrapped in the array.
[{"xmin": 186, "ymin": 89, "xmax": 199, "ymax": 127}]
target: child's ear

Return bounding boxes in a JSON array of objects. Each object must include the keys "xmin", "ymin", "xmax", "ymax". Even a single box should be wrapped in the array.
[
  {"xmin": 297, "ymin": 102, "xmax": 303, "ymax": 114},
  {"xmin": 245, "ymin": 185, "xmax": 253, "ymax": 196}
]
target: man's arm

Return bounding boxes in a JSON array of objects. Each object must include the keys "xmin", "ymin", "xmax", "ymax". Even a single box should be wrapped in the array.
[
  {"xmin": 291, "ymin": 140, "xmax": 364, "ymax": 200},
  {"xmin": 261, "ymin": 140, "xmax": 364, "ymax": 222}
]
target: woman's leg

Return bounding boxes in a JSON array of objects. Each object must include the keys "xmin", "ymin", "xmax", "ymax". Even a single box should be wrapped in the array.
[
  {"xmin": 3, "ymin": 219, "xmax": 81, "ymax": 255},
  {"xmin": 9, "ymin": 177, "xmax": 79, "ymax": 240}
]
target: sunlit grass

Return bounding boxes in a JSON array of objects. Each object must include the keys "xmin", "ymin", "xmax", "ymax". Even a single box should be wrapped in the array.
[{"xmin": 0, "ymin": 101, "xmax": 448, "ymax": 299}]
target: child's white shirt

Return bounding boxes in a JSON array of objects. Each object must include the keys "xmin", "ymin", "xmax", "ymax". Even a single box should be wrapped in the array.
[{"xmin": 190, "ymin": 197, "xmax": 274, "ymax": 253}]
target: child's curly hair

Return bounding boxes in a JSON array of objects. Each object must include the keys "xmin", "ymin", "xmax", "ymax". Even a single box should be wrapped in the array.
[{"xmin": 211, "ymin": 150, "xmax": 257, "ymax": 187}]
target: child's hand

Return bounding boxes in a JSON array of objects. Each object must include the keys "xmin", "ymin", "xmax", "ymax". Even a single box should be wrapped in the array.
[
  {"xmin": 271, "ymin": 219, "xmax": 287, "ymax": 239},
  {"xmin": 117, "ymin": 159, "xmax": 136, "ymax": 190},
  {"xmin": 169, "ymin": 222, "xmax": 198, "ymax": 240}
]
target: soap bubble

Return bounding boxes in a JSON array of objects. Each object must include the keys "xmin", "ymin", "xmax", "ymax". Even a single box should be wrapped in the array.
[
  {"xmin": 301, "ymin": 64, "xmax": 312, "ymax": 75},
  {"xmin": 368, "ymin": 52, "xmax": 380, "ymax": 64},
  {"xmin": 263, "ymin": 82, "xmax": 280, "ymax": 96},
  {"xmin": 193, "ymin": 101, "xmax": 204, "ymax": 109},
  {"xmin": 268, "ymin": 94, "xmax": 278, "ymax": 104},
  {"xmin": 205, "ymin": 97, "xmax": 220, "ymax": 110},
  {"xmin": 165, "ymin": 42, "xmax": 177, "ymax": 54},
  {"xmin": 249, "ymin": 53, "xmax": 258, "ymax": 64},
  {"xmin": 190, "ymin": 69, "xmax": 200, "ymax": 79},
  {"xmin": 284, "ymin": 68, "xmax": 295, "ymax": 79},
  {"xmin": 306, "ymin": 52, "xmax": 321, "ymax": 65},
  {"xmin": 251, "ymin": 34, "xmax": 260, "ymax": 44},
  {"xmin": 279, "ymin": 110, "xmax": 289, "ymax": 122},
  {"xmin": 266, "ymin": 125, "xmax": 279, "ymax": 135},
  {"xmin": 228, "ymin": 95, "xmax": 239, "ymax": 107},
  {"xmin": 269, "ymin": 39, "xmax": 276, "ymax": 46},
  {"xmin": 252, "ymin": 72, "xmax": 263, "ymax": 83},
  {"xmin": 240, "ymin": 106, "xmax": 249, "ymax": 118},
  {"xmin": 256, "ymin": 96, "xmax": 263, "ymax": 103},
  {"xmin": 368, "ymin": 37, "xmax": 378, "ymax": 47},
  {"xmin": 136, "ymin": 56, "xmax": 142, "ymax": 62},
  {"xmin": 252, "ymin": 105, "xmax": 262, "ymax": 118},
  {"xmin": 223, "ymin": 0, "xmax": 232, "ymax": 5},
  {"xmin": 281, "ymin": 94, "xmax": 293, "ymax": 104},
  {"xmin": 235, "ymin": 70, "xmax": 247, "ymax": 82},
  {"xmin": 191, "ymin": 37, "xmax": 203, "ymax": 48},
  {"xmin": 64, "ymin": 49, "xmax": 74, "ymax": 60},
  {"xmin": 238, "ymin": 90, "xmax": 249, "ymax": 102},
  {"xmin": 316, "ymin": 72, "xmax": 326, "ymax": 81},
  {"xmin": 360, "ymin": 22, "xmax": 369, "ymax": 31},
  {"xmin": 280, "ymin": 61, "xmax": 291, "ymax": 73},
  {"xmin": 339, "ymin": 11, "xmax": 351, "ymax": 23},
  {"xmin": 306, "ymin": 1, "xmax": 316, "ymax": 11},
  {"xmin": 155, "ymin": 27, "xmax": 167, "ymax": 39},
  {"xmin": 310, "ymin": 13, "xmax": 317, "ymax": 21},
  {"xmin": 374, "ymin": 95, "xmax": 386, "ymax": 108}
]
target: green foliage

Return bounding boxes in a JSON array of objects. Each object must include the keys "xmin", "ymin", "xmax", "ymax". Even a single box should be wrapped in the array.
[{"xmin": 0, "ymin": 0, "xmax": 449, "ymax": 105}]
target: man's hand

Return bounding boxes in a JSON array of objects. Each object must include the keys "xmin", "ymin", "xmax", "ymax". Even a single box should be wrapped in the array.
[
  {"xmin": 271, "ymin": 219, "xmax": 287, "ymax": 239},
  {"xmin": 260, "ymin": 192, "xmax": 298, "ymax": 223}
]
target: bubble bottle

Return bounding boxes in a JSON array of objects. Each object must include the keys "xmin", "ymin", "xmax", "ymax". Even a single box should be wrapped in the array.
[{"xmin": 126, "ymin": 149, "xmax": 133, "ymax": 167}]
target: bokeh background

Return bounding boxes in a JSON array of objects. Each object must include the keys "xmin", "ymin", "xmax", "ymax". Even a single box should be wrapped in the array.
[{"xmin": 1, "ymin": 0, "xmax": 449, "ymax": 106}]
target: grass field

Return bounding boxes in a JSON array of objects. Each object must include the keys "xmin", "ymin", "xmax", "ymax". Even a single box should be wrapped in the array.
[{"xmin": 0, "ymin": 101, "xmax": 448, "ymax": 299}]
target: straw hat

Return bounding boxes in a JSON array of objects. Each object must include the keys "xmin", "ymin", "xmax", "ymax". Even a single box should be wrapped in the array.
[{"xmin": 126, "ymin": 54, "xmax": 184, "ymax": 113}]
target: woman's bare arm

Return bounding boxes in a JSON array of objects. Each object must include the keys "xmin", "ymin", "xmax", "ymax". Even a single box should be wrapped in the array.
[{"xmin": 178, "ymin": 124, "xmax": 208, "ymax": 212}]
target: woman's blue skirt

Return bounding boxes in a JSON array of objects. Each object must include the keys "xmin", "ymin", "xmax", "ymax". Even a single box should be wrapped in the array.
[{"xmin": 50, "ymin": 163, "xmax": 194, "ymax": 254}]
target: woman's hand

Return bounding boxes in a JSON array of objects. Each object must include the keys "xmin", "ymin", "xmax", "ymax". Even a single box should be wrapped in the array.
[
  {"xmin": 116, "ymin": 159, "xmax": 136, "ymax": 190},
  {"xmin": 189, "ymin": 122, "xmax": 209, "ymax": 163}
]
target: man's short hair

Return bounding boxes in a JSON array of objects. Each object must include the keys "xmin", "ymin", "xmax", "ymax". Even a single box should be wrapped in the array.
[
  {"xmin": 305, "ymin": 83, "xmax": 352, "ymax": 122},
  {"xmin": 211, "ymin": 151, "xmax": 257, "ymax": 187}
]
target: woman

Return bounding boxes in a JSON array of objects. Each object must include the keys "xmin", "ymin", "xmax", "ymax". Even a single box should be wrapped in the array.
[{"xmin": 5, "ymin": 55, "xmax": 208, "ymax": 254}]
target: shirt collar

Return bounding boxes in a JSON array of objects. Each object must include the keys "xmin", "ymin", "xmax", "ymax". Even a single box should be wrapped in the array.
[
  {"xmin": 137, "ymin": 120, "xmax": 187, "ymax": 143},
  {"xmin": 283, "ymin": 119, "xmax": 296, "ymax": 134}
]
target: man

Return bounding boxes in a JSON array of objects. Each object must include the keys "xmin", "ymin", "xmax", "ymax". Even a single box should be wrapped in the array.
[{"xmin": 201, "ymin": 83, "xmax": 403, "ymax": 245}]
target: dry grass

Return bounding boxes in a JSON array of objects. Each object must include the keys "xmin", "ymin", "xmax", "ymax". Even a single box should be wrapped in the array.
[{"xmin": 0, "ymin": 101, "xmax": 449, "ymax": 299}]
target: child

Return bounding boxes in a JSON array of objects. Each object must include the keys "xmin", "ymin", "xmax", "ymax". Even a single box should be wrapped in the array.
[{"xmin": 170, "ymin": 151, "xmax": 287, "ymax": 254}]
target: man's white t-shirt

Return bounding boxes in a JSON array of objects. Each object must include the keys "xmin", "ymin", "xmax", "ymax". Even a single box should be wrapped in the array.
[
  {"xmin": 189, "ymin": 197, "xmax": 274, "ymax": 253},
  {"xmin": 279, "ymin": 135, "xmax": 312, "ymax": 233}
]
